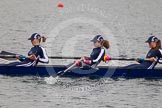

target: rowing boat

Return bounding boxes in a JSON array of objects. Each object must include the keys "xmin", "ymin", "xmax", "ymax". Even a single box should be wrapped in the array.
[
  {"xmin": 0, "ymin": 51, "xmax": 162, "ymax": 79},
  {"xmin": 0, "ymin": 65, "xmax": 162, "ymax": 78}
]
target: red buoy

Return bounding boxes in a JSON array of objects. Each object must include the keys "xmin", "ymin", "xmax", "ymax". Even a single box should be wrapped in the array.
[{"xmin": 57, "ymin": 2, "xmax": 64, "ymax": 8}]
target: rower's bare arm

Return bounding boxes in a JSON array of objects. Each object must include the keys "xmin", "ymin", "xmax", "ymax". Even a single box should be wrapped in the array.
[
  {"xmin": 27, "ymin": 55, "xmax": 37, "ymax": 60},
  {"xmin": 149, "ymin": 57, "xmax": 157, "ymax": 62}
]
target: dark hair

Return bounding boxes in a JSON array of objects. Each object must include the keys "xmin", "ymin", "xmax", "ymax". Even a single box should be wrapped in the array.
[
  {"xmin": 101, "ymin": 40, "xmax": 110, "ymax": 49},
  {"xmin": 40, "ymin": 36, "xmax": 46, "ymax": 42},
  {"xmin": 154, "ymin": 40, "xmax": 161, "ymax": 50}
]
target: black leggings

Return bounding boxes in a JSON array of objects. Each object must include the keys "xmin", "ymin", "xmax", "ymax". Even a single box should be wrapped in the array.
[
  {"xmin": 6, "ymin": 62, "xmax": 34, "ymax": 67},
  {"xmin": 123, "ymin": 64, "xmax": 148, "ymax": 69}
]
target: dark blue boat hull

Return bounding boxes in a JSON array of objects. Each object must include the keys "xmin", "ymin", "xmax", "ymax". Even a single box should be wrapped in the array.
[{"xmin": 0, "ymin": 65, "xmax": 162, "ymax": 78}]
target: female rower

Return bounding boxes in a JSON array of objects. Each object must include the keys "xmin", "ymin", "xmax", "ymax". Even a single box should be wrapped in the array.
[
  {"xmin": 8, "ymin": 33, "xmax": 49, "ymax": 67},
  {"xmin": 124, "ymin": 36, "xmax": 162, "ymax": 69},
  {"xmin": 76, "ymin": 35, "xmax": 110, "ymax": 68}
]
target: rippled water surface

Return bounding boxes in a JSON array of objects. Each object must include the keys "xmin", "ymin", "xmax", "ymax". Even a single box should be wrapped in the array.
[{"xmin": 1, "ymin": 76, "xmax": 162, "ymax": 108}]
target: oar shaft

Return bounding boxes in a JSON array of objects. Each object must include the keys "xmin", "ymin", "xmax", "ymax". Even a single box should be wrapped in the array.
[
  {"xmin": 110, "ymin": 58, "xmax": 136, "ymax": 61},
  {"xmin": 56, "ymin": 62, "xmax": 78, "ymax": 76},
  {"xmin": 0, "ymin": 55, "xmax": 16, "ymax": 58},
  {"xmin": 48, "ymin": 56, "xmax": 81, "ymax": 59},
  {"xmin": 0, "ymin": 55, "xmax": 157, "ymax": 61},
  {"xmin": 63, "ymin": 63, "xmax": 77, "ymax": 73},
  {"xmin": 0, "ymin": 55, "xmax": 81, "ymax": 59},
  {"xmin": 48, "ymin": 56, "xmax": 136, "ymax": 61}
]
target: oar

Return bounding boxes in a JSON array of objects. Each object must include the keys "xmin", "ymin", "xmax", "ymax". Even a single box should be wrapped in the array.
[
  {"xmin": 0, "ymin": 55, "xmax": 16, "ymax": 58},
  {"xmin": 45, "ymin": 61, "xmax": 80, "ymax": 84},
  {"xmin": 56, "ymin": 62, "xmax": 78, "ymax": 76},
  {"xmin": 0, "ymin": 51, "xmax": 160, "ymax": 61},
  {"xmin": 1, "ymin": 51, "xmax": 16, "ymax": 55},
  {"xmin": 48, "ymin": 56, "xmax": 136, "ymax": 61},
  {"xmin": 0, "ymin": 55, "xmax": 159, "ymax": 61},
  {"xmin": 0, "ymin": 51, "xmax": 149, "ymax": 61},
  {"xmin": 48, "ymin": 56, "xmax": 123, "ymax": 60},
  {"xmin": 48, "ymin": 56, "xmax": 81, "ymax": 59},
  {"xmin": 110, "ymin": 58, "xmax": 136, "ymax": 61},
  {"xmin": 110, "ymin": 58, "xmax": 154, "ymax": 61},
  {"xmin": 0, "ymin": 51, "xmax": 17, "ymax": 60}
]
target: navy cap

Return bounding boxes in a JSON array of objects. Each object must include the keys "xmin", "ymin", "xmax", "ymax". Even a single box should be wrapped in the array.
[
  {"xmin": 145, "ymin": 36, "xmax": 159, "ymax": 43},
  {"xmin": 91, "ymin": 35, "xmax": 104, "ymax": 43},
  {"xmin": 28, "ymin": 33, "xmax": 41, "ymax": 41}
]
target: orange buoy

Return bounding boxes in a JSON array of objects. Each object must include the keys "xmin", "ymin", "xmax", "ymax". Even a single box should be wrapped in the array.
[{"xmin": 104, "ymin": 55, "xmax": 111, "ymax": 61}]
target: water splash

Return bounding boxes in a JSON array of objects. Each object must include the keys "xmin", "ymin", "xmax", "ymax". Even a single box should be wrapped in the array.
[{"xmin": 44, "ymin": 76, "xmax": 60, "ymax": 85}]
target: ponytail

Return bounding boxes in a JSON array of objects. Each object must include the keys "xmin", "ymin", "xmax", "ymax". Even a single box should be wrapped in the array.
[
  {"xmin": 41, "ymin": 36, "xmax": 46, "ymax": 42},
  {"xmin": 102, "ymin": 40, "xmax": 110, "ymax": 49},
  {"xmin": 154, "ymin": 40, "xmax": 161, "ymax": 50}
]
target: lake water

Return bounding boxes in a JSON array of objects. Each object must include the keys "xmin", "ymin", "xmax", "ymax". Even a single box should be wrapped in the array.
[{"xmin": 0, "ymin": 0, "xmax": 162, "ymax": 108}]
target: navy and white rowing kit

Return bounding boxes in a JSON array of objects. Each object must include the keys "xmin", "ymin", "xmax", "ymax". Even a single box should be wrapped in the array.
[
  {"xmin": 88, "ymin": 47, "xmax": 105, "ymax": 68},
  {"xmin": 125, "ymin": 49, "xmax": 162, "ymax": 69},
  {"xmin": 8, "ymin": 45, "xmax": 49, "ymax": 67}
]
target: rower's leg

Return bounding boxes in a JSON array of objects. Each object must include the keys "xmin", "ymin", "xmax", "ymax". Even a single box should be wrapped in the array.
[
  {"xmin": 123, "ymin": 64, "xmax": 146, "ymax": 69},
  {"xmin": 6, "ymin": 62, "xmax": 24, "ymax": 66},
  {"xmin": 6, "ymin": 62, "xmax": 31, "ymax": 67}
]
